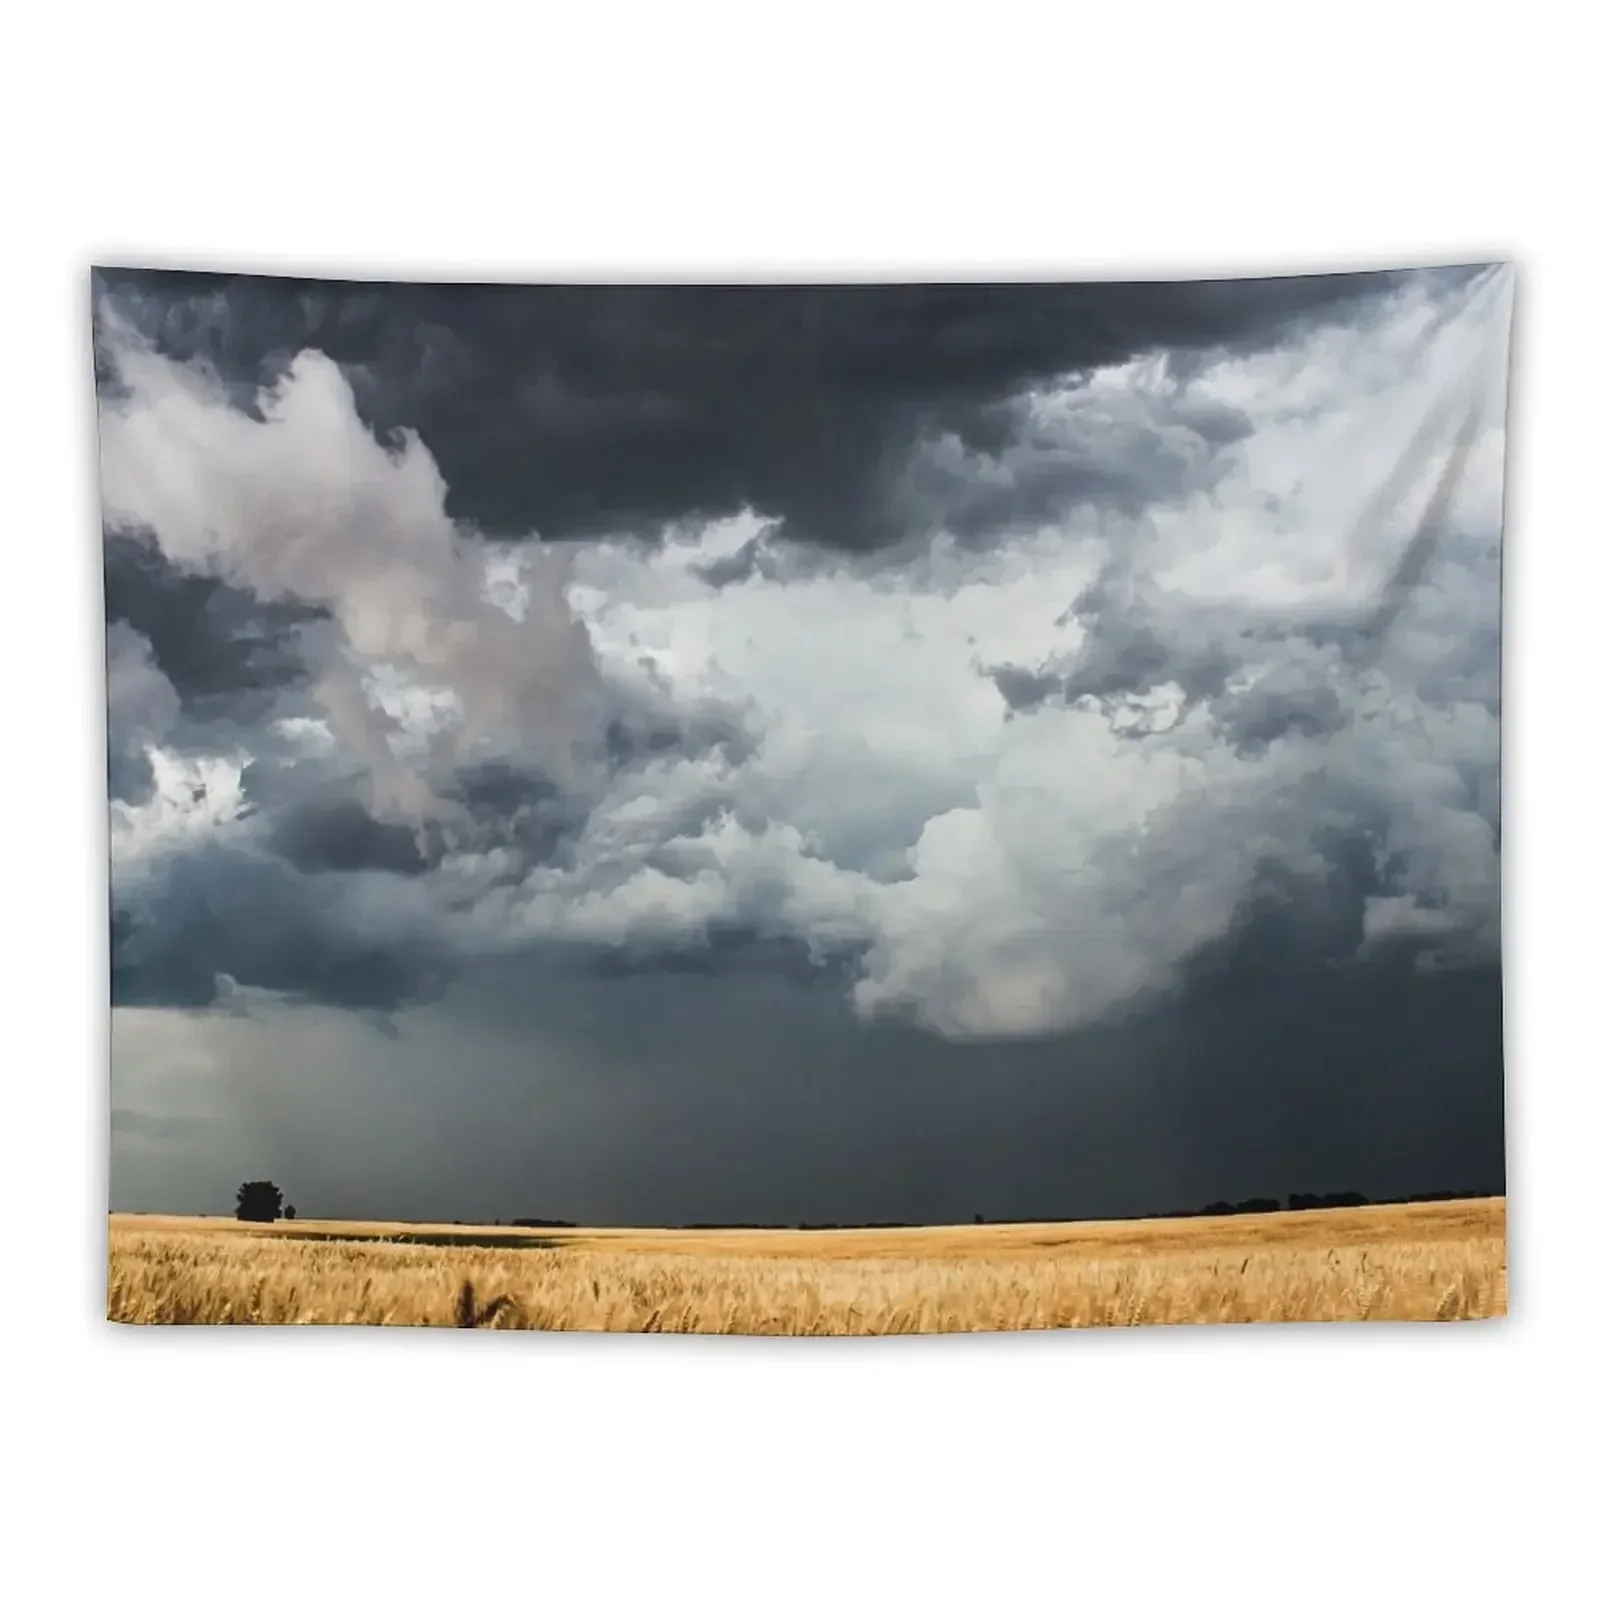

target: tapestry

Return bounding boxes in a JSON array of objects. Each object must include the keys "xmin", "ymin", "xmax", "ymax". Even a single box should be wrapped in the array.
[{"xmin": 99, "ymin": 265, "xmax": 1511, "ymax": 1333}]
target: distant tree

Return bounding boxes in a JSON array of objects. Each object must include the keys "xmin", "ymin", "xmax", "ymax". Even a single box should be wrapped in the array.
[
  {"xmin": 283, "ymin": 1203, "xmax": 297, "ymax": 1221},
  {"xmin": 974, "ymin": 1213, "xmax": 985, "ymax": 1225},
  {"xmin": 234, "ymin": 1180, "xmax": 284, "ymax": 1223},
  {"xmin": 1289, "ymin": 1192, "xmax": 1369, "ymax": 1212}
]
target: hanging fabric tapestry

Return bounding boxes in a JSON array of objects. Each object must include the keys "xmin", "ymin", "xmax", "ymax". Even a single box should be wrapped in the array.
[{"xmin": 99, "ymin": 264, "xmax": 1511, "ymax": 1333}]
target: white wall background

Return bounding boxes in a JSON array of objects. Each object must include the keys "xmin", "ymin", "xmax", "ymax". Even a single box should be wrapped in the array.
[{"xmin": 2, "ymin": 3, "xmax": 1589, "ymax": 1595}]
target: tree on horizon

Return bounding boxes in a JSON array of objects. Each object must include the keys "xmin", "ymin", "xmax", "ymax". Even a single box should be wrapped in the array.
[{"xmin": 235, "ymin": 1180, "xmax": 284, "ymax": 1223}]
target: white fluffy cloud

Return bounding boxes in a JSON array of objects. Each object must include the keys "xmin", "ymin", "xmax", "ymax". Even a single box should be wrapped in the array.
[
  {"xmin": 110, "ymin": 746, "xmax": 251, "ymax": 879},
  {"xmin": 99, "ymin": 267, "xmax": 1510, "ymax": 1039},
  {"xmin": 97, "ymin": 320, "xmax": 608, "ymax": 818}
]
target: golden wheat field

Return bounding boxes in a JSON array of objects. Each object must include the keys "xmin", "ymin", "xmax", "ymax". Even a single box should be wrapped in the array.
[{"xmin": 105, "ymin": 1198, "xmax": 1506, "ymax": 1334}]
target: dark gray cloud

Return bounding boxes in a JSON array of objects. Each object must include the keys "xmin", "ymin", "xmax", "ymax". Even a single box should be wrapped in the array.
[
  {"xmin": 267, "ymin": 797, "xmax": 431, "ymax": 878},
  {"xmin": 90, "ymin": 267, "xmax": 1473, "ymax": 549},
  {"xmin": 110, "ymin": 846, "xmax": 451, "ymax": 1012},
  {"xmin": 892, "ymin": 385, "xmax": 1260, "ymax": 541},
  {"xmin": 1210, "ymin": 661, "xmax": 1351, "ymax": 753},
  {"xmin": 104, "ymin": 527, "xmax": 322, "ymax": 715},
  {"xmin": 105, "ymin": 619, "xmax": 180, "ymax": 803}
]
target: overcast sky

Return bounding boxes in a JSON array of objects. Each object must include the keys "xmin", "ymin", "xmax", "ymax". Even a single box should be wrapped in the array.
[{"xmin": 96, "ymin": 264, "xmax": 1510, "ymax": 1225}]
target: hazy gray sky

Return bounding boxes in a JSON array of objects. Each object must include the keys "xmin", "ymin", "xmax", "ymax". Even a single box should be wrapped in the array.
[{"xmin": 98, "ymin": 264, "xmax": 1509, "ymax": 1223}]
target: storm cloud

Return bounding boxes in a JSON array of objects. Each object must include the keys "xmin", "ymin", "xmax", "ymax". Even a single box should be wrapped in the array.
[
  {"xmin": 98, "ymin": 261, "xmax": 1509, "ymax": 1222},
  {"xmin": 93, "ymin": 268, "xmax": 1436, "ymax": 550}
]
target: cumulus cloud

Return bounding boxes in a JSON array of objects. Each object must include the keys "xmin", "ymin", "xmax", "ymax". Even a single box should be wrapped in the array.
[
  {"xmin": 96, "ymin": 264, "xmax": 1509, "ymax": 1041},
  {"xmin": 96, "ymin": 314, "xmax": 609, "ymax": 821},
  {"xmin": 440, "ymin": 266, "xmax": 1508, "ymax": 1036}
]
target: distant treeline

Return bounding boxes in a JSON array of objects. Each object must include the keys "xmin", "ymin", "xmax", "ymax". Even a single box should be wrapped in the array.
[
  {"xmin": 473, "ymin": 1189, "xmax": 1495, "ymax": 1233},
  {"xmin": 669, "ymin": 1189, "xmax": 1495, "ymax": 1230},
  {"xmin": 1186, "ymin": 1188, "xmax": 1488, "ymax": 1218}
]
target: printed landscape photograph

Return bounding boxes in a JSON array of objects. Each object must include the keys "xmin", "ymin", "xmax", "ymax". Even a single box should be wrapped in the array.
[{"xmin": 97, "ymin": 263, "xmax": 1510, "ymax": 1334}]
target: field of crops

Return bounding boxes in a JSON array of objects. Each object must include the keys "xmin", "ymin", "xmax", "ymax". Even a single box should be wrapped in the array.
[{"xmin": 107, "ymin": 1198, "xmax": 1506, "ymax": 1334}]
